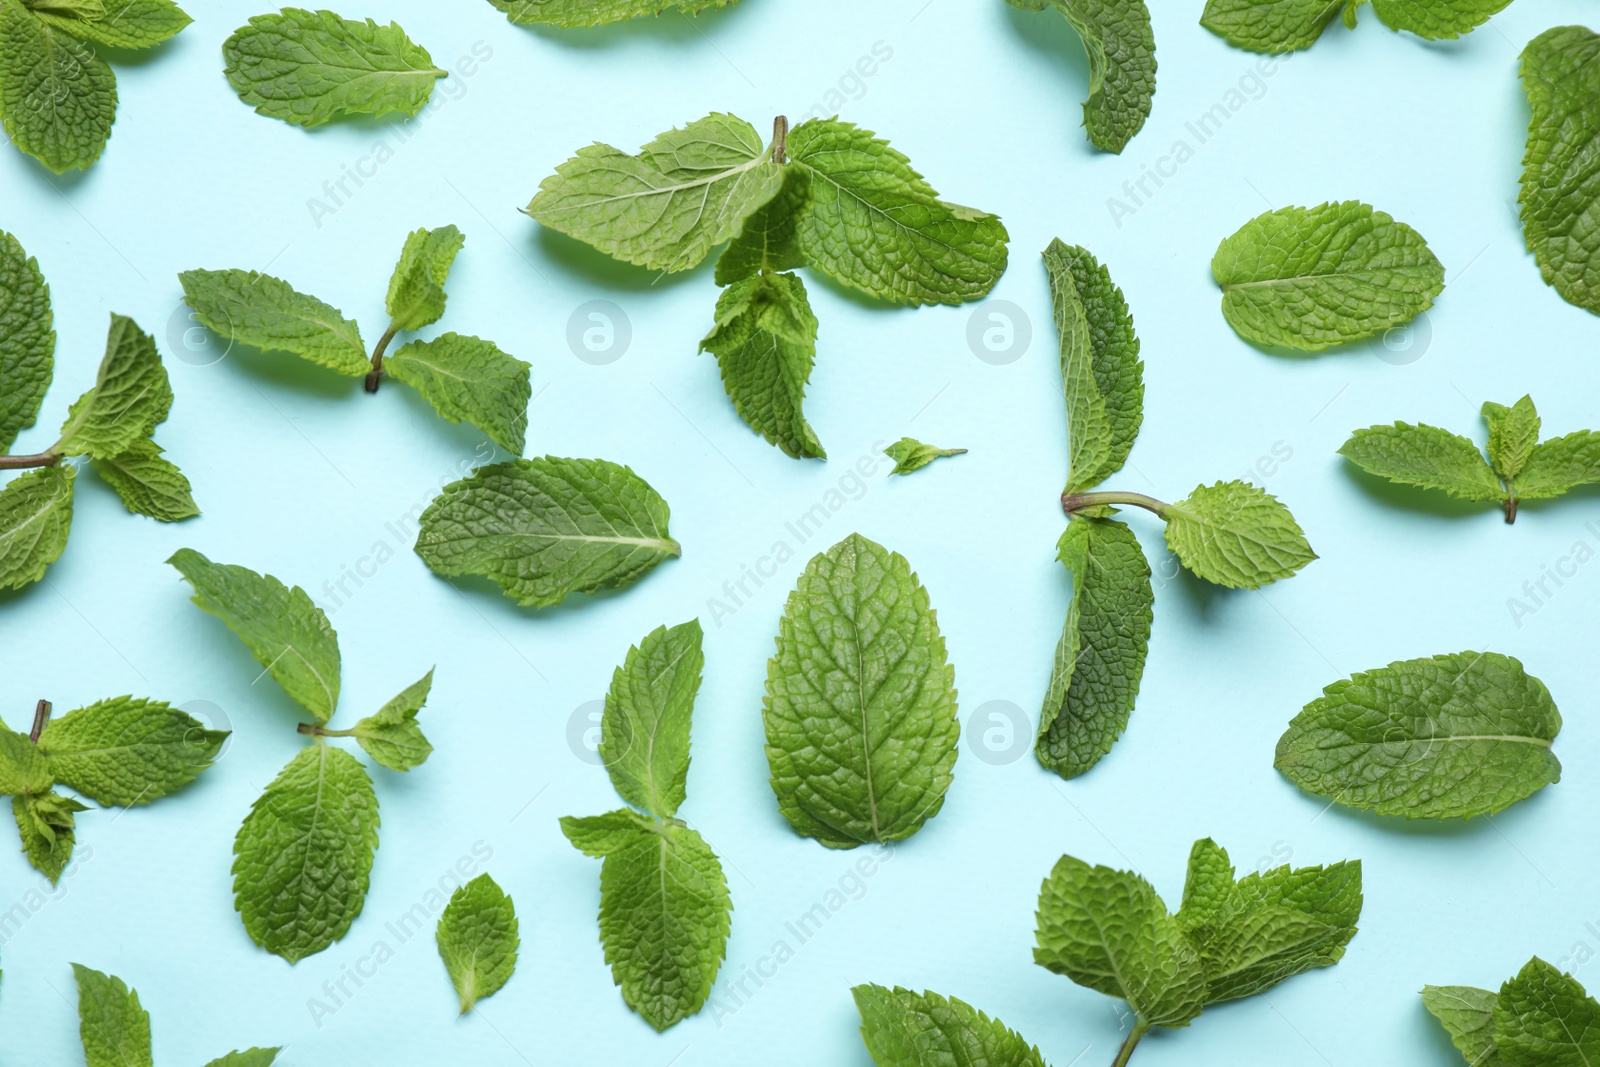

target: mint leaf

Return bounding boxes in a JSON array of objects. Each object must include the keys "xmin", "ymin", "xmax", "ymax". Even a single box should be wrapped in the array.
[
  {"xmin": 0, "ymin": 722, "xmax": 51, "ymax": 795},
  {"xmin": 414, "ymin": 457, "xmax": 680, "ymax": 609},
  {"xmin": 39, "ymin": 696, "xmax": 226, "ymax": 806},
  {"xmin": 487, "ymin": 0, "xmax": 739, "ymax": 27},
  {"xmin": 386, "ymin": 333, "xmax": 531, "ymax": 455},
  {"xmin": 1339, "ymin": 422, "xmax": 1504, "ymax": 502},
  {"xmin": 0, "ymin": 230, "xmax": 54, "ymax": 452},
  {"xmin": 72, "ymin": 964, "xmax": 151, "ymax": 1067},
  {"xmin": 713, "ymin": 167, "xmax": 811, "ymax": 286},
  {"xmin": 1423, "ymin": 984, "xmax": 1502, "ymax": 1067},
  {"xmin": 525, "ymin": 113, "xmax": 783, "ymax": 273},
  {"xmin": 1515, "ymin": 431, "xmax": 1600, "ymax": 500},
  {"xmin": 14, "ymin": 789, "xmax": 86, "ymax": 882},
  {"xmin": 699, "ymin": 271, "xmax": 825, "ymax": 459},
  {"xmin": 1034, "ymin": 853, "xmax": 1207, "ymax": 1029},
  {"xmin": 169, "ymin": 548, "xmax": 342, "ymax": 723},
  {"xmin": 54, "ymin": 314, "xmax": 172, "ymax": 460},
  {"xmin": 0, "ymin": 465, "xmax": 74, "ymax": 592},
  {"xmin": 385, "ymin": 224, "xmax": 464, "ymax": 334},
  {"xmin": 1200, "ymin": 0, "xmax": 1351, "ymax": 53},
  {"xmin": 1483, "ymin": 396, "xmax": 1540, "ymax": 483},
  {"xmin": 602, "ymin": 620, "xmax": 703, "ymax": 820},
  {"xmin": 347, "ymin": 669, "xmax": 433, "ymax": 772},
  {"xmin": 233, "ymin": 744, "xmax": 378, "ymax": 962},
  {"xmin": 179, "ymin": 269, "xmax": 368, "ymax": 377},
  {"xmin": 560, "ymin": 810, "xmax": 730, "ymax": 1031},
  {"xmin": 1038, "ymin": 516, "xmax": 1152, "ymax": 780},
  {"xmin": 1046, "ymin": 240, "xmax": 1143, "ymax": 492},
  {"xmin": 90, "ymin": 439, "xmax": 199, "ymax": 522},
  {"xmin": 1276, "ymin": 651, "xmax": 1562, "ymax": 820},
  {"xmin": 201, "ymin": 1051, "xmax": 280, "ymax": 1067},
  {"xmin": 1521, "ymin": 27, "xmax": 1600, "ymax": 316},
  {"xmin": 1370, "ymin": 0, "xmax": 1512, "ymax": 40},
  {"xmin": 788, "ymin": 118, "xmax": 1009, "ymax": 306},
  {"xmin": 1495, "ymin": 958, "xmax": 1600, "ymax": 1066},
  {"xmin": 223, "ymin": 9, "xmax": 445, "ymax": 128},
  {"xmin": 0, "ymin": 2, "xmax": 116, "ymax": 173},
  {"xmin": 436, "ymin": 872, "xmax": 518, "ymax": 1013},
  {"xmin": 764, "ymin": 532, "xmax": 959, "ymax": 848},
  {"xmin": 1015, "ymin": 0, "xmax": 1156, "ymax": 153},
  {"xmin": 1213, "ymin": 201, "xmax": 1445, "ymax": 351},
  {"xmin": 884, "ymin": 437, "xmax": 965, "ymax": 475},
  {"xmin": 853, "ymin": 985, "xmax": 1048, "ymax": 1067},
  {"xmin": 1162, "ymin": 481, "xmax": 1315, "ymax": 589},
  {"xmin": 33, "ymin": 0, "xmax": 191, "ymax": 49}
]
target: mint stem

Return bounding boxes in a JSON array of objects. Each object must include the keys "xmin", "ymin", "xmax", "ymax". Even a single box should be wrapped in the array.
[
  {"xmin": 0, "ymin": 451, "xmax": 60, "ymax": 470},
  {"xmin": 1110, "ymin": 1020, "xmax": 1150, "ymax": 1067},
  {"xmin": 365, "ymin": 323, "xmax": 400, "ymax": 394},
  {"xmin": 297, "ymin": 723, "xmax": 354, "ymax": 738},
  {"xmin": 1061, "ymin": 490, "xmax": 1170, "ymax": 518},
  {"xmin": 1504, "ymin": 493, "xmax": 1519, "ymax": 524},
  {"xmin": 772, "ymin": 115, "xmax": 788, "ymax": 165},
  {"xmin": 29, "ymin": 699, "xmax": 51, "ymax": 743}
]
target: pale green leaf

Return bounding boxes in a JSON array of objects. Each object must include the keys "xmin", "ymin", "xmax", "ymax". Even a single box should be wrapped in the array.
[
  {"xmin": 1515, "ymin": 431, "xmax": 1600, "ymax": 500},
  {"xmin": 0, "ymin": 230, "xmax": 54, "ymax": 453},
  {"xmin": 713, "ymin": 166, "xmax": 811, "ymax": 286},
  {"xmin": 54, "ymin": 314, "xmax": 172, "ymax": 460},
  {"xmin": 91, "ymin": 438, "xmax": 197, "ymax": 522},
  {"xmin": 179, "ymin": 269, "xmax": 368, "ymax": 377},
  {"xmin": 853, "ymin": 985, "xmax": 1048, "ymax": 1067},
  {"xmin": 386, "ymin": 333, "xmax": 531, "ymax": 455},
  {"xmin": 487, "ymin": 0, "xmax": 739, "ymax": 29},
  {"xmin": 0, "ymin": 1, "xmax": 116, "ymax": 173},
  {"xmin": 348, "ymin": 669, "xmax": 433, "ymax": 772},
  {"xmin": 1201, "ymin": 0, "xmax": 1350, "ymax": 52},
  {"xmin": 14, "ymin": 789, "xmax": 86, "ymax": 882},
  {"xmin": 34, "ymin": 0, "xmax": 191, "ymax": 49},
  {"xmin": 883, "ymin": 437, "xmax": 965, "ymax": 475},
  {"xmin": 436, "ymin": 872, "xmax": 519, "ymax": 1013},
  {"xmin": 39, "ymin": 696, "xmax": 225, "ymax": 806},
  {"xmin": 72, "ymin": 964, "xmax": 152, "ymax": 1067},
  {"xmin": 1162, "ymin": 480, "xmax": 1315, "ymax": 589},
  {"xmin": 1482, "ymin": 397, "xmax": 1540, "ymax": 484},
  {"xmin": 384, "ymin": 224, "xmax": 464, "ymax": 334},
  {"xmin": 1520, "ymin": 28, "xmax": 1600, "ymax": 316},
  {"xmin": 1338, "ymin": 423, "xmax": 1504, "ymax": 502},
  {"xmin": 1423, "ymin": 985, "xmax": 1503, "ymax": 1067},
  {"xmin": 601, "ymin": 620, "xmax": 703, "ymax": 820},
  {"xmin": 200, "ymin": 1051, "xmax": 280, "ymax": 1067},
  {"xmin": 1495, "ymin": 958, "xmax": 1600, "ymax": 1067},
  {"xmin": 0, "ymin": 465, "xmax": 74, "ymax": 592}
]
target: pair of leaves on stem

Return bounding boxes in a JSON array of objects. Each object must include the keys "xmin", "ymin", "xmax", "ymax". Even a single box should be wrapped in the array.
[
  {"xmin": 0, "ymin": 696, "xmax": 225, "ymax": 881},
  {"xmin": 169, "ymin": 548, "xmax": 435, "ymax": 962},
  {"xmin": 527, "ymin": 112, "xmax": 1009, "ymax": 458},
  {"xmin": 1044, "ymin": 238, "xmax": 1313, "ymax": 778},
  {"xmin": 0, "ymin": 232, "xmax": 197, "ymax": 594},
  {"xmin": 1426, "ymin": 957, "xmax": 1600, "ymax": 1066},
  {"xmin": 71, "ymin": 964, "xmax": 278, "ymax": 1067},
  {"xmin": 1034, "ymin": 839, "xmax": 1362, "ymax": 1064},
  {"xmin": 1521, "ymin": 26, "xmax": 1600, "ymax": 319},
  {"xmin": 487, "ymin": 0, "xmax": 739, "ymax": 28},
  {"xmin": 1341, "ymin": 395, "xmax": 1600, "ymax": 523},
  {"xmin": 560, "ymin": 620, "xmax": 732, "ymax": 1031},
  {"xmin": 181, "ymin": 224, "xmax": 532, "ymax": 454},
  {"xmin": 435, "ymin": 872, "xmax": 520, "ymax": 1013},
  {"xmin": 1202, "ymin": 0, "xmax": 1514, "ymax": 53},
  {"xmin": 223, "ymin": 8, "xmax": 446, "ymax": 127},
  {"xmin": 1213, "ymin": 201, "xmax": 1445, "ymax": 352},
  {"xmin": 0, "ymin": 0, "xmax": 190, "ymax": 172},
  {"xmin": 1004, "ymin": 0, "xmax": 1157, "ymax": 154}
]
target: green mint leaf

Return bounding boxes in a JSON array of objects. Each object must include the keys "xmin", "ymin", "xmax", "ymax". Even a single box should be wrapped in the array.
[
  {"xmin": 26, "ymin": 0, "xmax": 107, "ymax": 18},
  {"xmin": 0, "ymin": 465, "xmax": 74, "ymax": 591},
  {"xmin": 0, "ymin": 722, "xmax": 51, "ymax": 795},
  {"xmin": 1034, "ymin": 853, "xmax": 1207, "ymax": 1029},
  {"xmin": 602, "ymin": 620, "xmax": 703, "ymax": 819},
  {"xmin": 384, "ymin": 224, "xmax": 464, "ymax": 334},
  {"xmin": 386, "ymin": 333, "xmax": 531, "ymax": 456},
  {"xmin": 487, "ymin": 0, "xmax": 739, "ymax": 28},
  {"xmin": 1521, "ymin": 27, "xmax": 1600, "ymax": 316},
  {"xmin": 1514, "ymin": 431, "xmax": 1600, "ymax": 500},
  {"xmin": 1162, "ymin": 480, "xmax": 1315, "ymax": 588},
  {"xmin": 54, "ymin": 314, "xmax": 172, "ymax": 460},
  {"xmin": 168, "ymin": 548, "xmax": 342, "ymax": 722},
  {"xmin": 699, "ymin": 270, "xmax": 825, "ymax": 460},
  {"xmin": 233, "ymin": 744, "xmax": 378, "ymax": 962},
  {"xmin": 436, "ymin": 872, "xmax": 519, "ymax": 1013},
  {"xmin": 348, "ymin": 669, "xmax": 433, "ymax": 772},
  {"xmin": 34, "ymin": 0, "xmax": 191, "ymax": 48},
  {"xmin": 1482, "ymin": 396, "xmax": 1540, "ymax": 483},
  {"xmin": 90, "ymin": 439, "xmax": 199, "ymax": 522},
  {"xmin": 0, "ymin": 2, "xmax": 116, "ymax": 173},
  {"xmin": 1276, "ymin": 651, "xmax": 1562, "ymax": 819},
  {"xmin": 1037, "ymin": 517, "xmax": 1152, "ymax": 780},
  {"xmin": 1046, "ymin": 240, "xmax": 1143, "ymax": 492},
  {"xmin": 0, "ymin": 230, "xmax": 54, "ymax": 453},
  {"xmin": 1026, "ymin": 0, "xmax": 1156, "ymax": 153},
  {"xmin": 201, "ymin": 1051, "xmax": 281, "ymax": 1067},
  {"xmin": 1338, "ymin": 422, "xmax": 1504, "ymax": 502},
  {"xmin": 853, "ymin": 985, "xmax": 1048, "ymax": 1067},
  {"xmin": 713, "ymin": 167, "xmax": 811, "ymax": 286},
  {"xmin": 414, "ymin": 456, "xmax": 680, "ymax": 609},
  {"xmin": 884, "ymin": 437, "xmax": 965, "ymax": 475},
  {"xmin": 1370, "ymin": 0, "xmax": 1511, "ymax": 40},
  {"xmin": 764, "ymin": 532, "xmax": 959, "ymax": 848},
  {"xmin": 1495, "ymin": 958, "xmax": 1600, "ymax": 1065},
  {"xmin": 788, "ymin": 118, "xmax": 1009, "ymax": 306},
  {"xmin": 525, "ymin": 113, "xmax": 783, "ymax": 273},
  {"xmin": 72, "ymin": 964, "xmax": 152, "ymax": 1067},
  {"xmin": 223, "ymin": 9, "xmax": 445, "ymax": 128},
  {"xmin": 1423, "ymin": 984, "xmax": 1502, "ymax": 1067},
  {"xmin": 1200, "ymin": 0, "xmax": 1350, "ymax": 53},
  {"xmin": 1212, "ymin": 201, "xmax": 1444, "ymax": 351},
  {"xmin": 39, "ymin": 696, "xmax": 225, "ymax": 806},
  {"xmin": 559, "ymin": 809, "xmax": 730, "ymax": 1031},
  {"xmin": 14, "ymin": 789, "xmax": 87, "ymax": 882},
  {"xmin": 179, "ymin": 269, "xmax": 368, "ymax": 377},
  {"xmin": 1176, "ymin": 838, "xmax": 1237, "ymax": 931}
]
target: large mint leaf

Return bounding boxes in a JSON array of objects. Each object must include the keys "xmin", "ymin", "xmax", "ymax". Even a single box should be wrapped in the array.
[
  {"xmin": 1520, "ymin": 28, "xmax": 1600, "ymax": 316},
  {"xmin": 853, "ymin": 985, "xmax": 1048, "ymax": 1067},
  {"xmin": 1338, "ymin": 422, "xmax": 1504, "ymax": 502},
  {"xmin": 1276, "ymin": 651, "xmax": 1562, "ymax": 819},
  {"xmin": 1423, "ymin": 984, "xmax": 1503, "ymax": 1067},
  {"xmin": 169, "ymin": 548, "xmax": 342, "ymax": 723},
  {"xmin": 525, "ymin": 113, "xmax": 782, "ymax": 273},
  {"xmin": 233, "ymin": 744, "xmax": 378, "ymax": 962},
  {"xmin": 436, "ymin": 872, "xmax": 519, "ymax": 1013},
  {"xmin": 384, "ymin": 224, "xmax": 464, "ymax": 334},
  {"xmin": 1020, "ymin": 0, "xmax": 1156, "ymax": 153},
  {"xmin": 602, "ymin": 620, "xmax": 704, "ymax": 820},
  {"xmin": 54, "ymin": 315, "xmax": 172, "ymax": 460},
  {"xmin": 487, "ymin": 0, "xmax": 739, "ymax": 28},
  {"xmin": 1495, "ymin": 958, "xmax": 1600, "ymax": 1066},
  {"xmin": 0, "ymin": 230, "xmax": 54, "ymax": 453},
  {"xmin": 713, "ymin": 166, "xmax": 811, "ymax": 286},
  {"xmin": 1212, "ymin": 201, "xmax": 1444, "ymax": 351},
  {"xmin": 91, "ymin": 438, "xmax": 199, "ymax": 523},
  {"xmin": 0, "ymin": 1, "xmax": 116, "ymax": 173},
  {"xmin": 72, "ymin": 964, "xmax": 152, "ymax": 1067},
  {"xmin": 414, "ymin": 457, "xmax": 679, "ymax": 609},
  {"xmin": 386, "ymin": 333, "xmax": 532, "ymax": 455},
  {"xmin": 0, "ymin": 465, "xmax": 74, "ymax": 592},
  {"xmin": 764, "ymin": 532, "xmax": 959, "ymax": 848},
  {"xmin": 1200, "ymin": 0, "xmax": 1350, "ymax": 53},
  {"xmin": 33, "ymin": 0, "xmax": 190, "ymax": 48},
  {"xmin": 179, "ymin": 269, "xmax": 368, "ymax": 377},
  {"xmin": 1370, "ymin": 0, "xmax": 1512, "ymax": 40},
  {"xmin": 1162, "ymin": 481, "xmax": 1315, "ymax": 589},
  {"xmin": 40, "ymin": 696, "xmax": 226, "ymax": 806}
]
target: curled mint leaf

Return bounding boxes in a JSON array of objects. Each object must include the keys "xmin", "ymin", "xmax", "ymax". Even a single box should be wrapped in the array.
[
  {"xmin": 384, "ymin": 224, "xmax": 464, "ymax": 334},
  {"xmin": 884, "ymin": 437, "xmax": 965, "ymax": 475},
  {"xmin": 1008, "ymin": 0, "xmax": 1156, "ymax": 153},
  {"xmin": 853, "ymin": 985, "xmax": 1048, "ymax": 1067},
  {"xmin": 0, "ymin": 230, "xmax": 54, "ymax": 453},
  {"xmin": 436, "ymin": 872, "xmax": 519, "ymax": 1013},
  {"xmin": 13, "ymin": 789, "xmax": 86, "ymax": 881},
  {"xmin": 713, "ymin": 167, "xmax": 811, "ymax": 286},
  {"xmin": 487, "ymin": 0, "xmax": 739, "ymax": 28}
]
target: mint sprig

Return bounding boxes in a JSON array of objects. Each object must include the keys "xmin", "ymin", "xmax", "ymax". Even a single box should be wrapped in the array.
[
  {"xmin": 73, "ymin": 963, "xmax": 278, "ymax": 1067},
  {"xmin": 1427, "ymin": 957, "xmax": 1600, "ymax": 1065},
  {"xmin": 1004, "ymin": 0, "xmax": 1157, "ymax": 154}
]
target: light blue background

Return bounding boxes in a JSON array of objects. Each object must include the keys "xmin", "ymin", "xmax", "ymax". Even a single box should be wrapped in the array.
[{"xmin": 1, "ymin": 1, "xmax": 1597, "ymax": 1063}]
